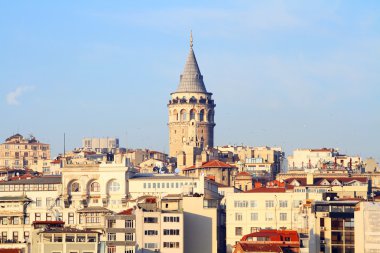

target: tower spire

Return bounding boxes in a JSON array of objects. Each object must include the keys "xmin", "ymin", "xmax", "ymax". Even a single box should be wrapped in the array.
[{"xmin": 190, "ymin": 30, "xmax": 193, "ymax": 48}]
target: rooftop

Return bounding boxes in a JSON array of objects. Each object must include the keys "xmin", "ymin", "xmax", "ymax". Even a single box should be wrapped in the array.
[{"xmin": 0, "ymin": 175, "xmax": 61, "ymax": 185}]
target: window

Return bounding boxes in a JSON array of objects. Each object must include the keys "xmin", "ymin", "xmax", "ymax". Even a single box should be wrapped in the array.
[
  {"xmin": 234, "ymin": 200, "xmax": 248, "ymax": 208},
  {"xmin": 143, "ymin": 183, "xmax": 146, "ymax": 188},
  {"xmin": 144, "ymin": 230, "xmax": 158, "ymax": 236},
  {"xmin": 77, "ymin": 235, "xmax": 85, "ymax": 242},
  {"xmin": 164, "ymin": 216, "xmax": 180, "ymax": 222},
  {"xmin": 200, "ymin": 110, "xmax": 205, "ymax": 121},
  {"xmin": 144, "ymin": 243, "xmax": 158, "ymax": 249},
  {"xmin": 90, "ymin": 182, "xmax": 100, "ymax": 192},
  {"xmin": 84, "ymin": 213, "xmax": 101, "ymax": 223},
  {"xmin": 235, "ymin": 212, "xmax": 243, "ymax": 221},
  {"xmin": 66, "ymin": 235, "xmax": 75, "ymax": 242},
  {"xmin": 109, "ymin": 181, "xmax": 120, "ymax": 192},
  {"xmin": 13, "ymin": 217, "xmax": 19, "ymax": 225},
  {"xmin": 71, "ymin": 182, "xmax": 81, "ymax": 192},
  {"xmin": 265, "ymin": 212, "xmax": 274, "ymax": 221},
  {"xmin": 36, "ymin": 197, "xmax": 42, "ymax": 207},
  {"xmin": 12, "ymin": 231, "xmax": 18, "ymax": 242},
  {"xmin": 68, "ymin": 213, "xmax": 74, "ymax": 224},
  {"xmin": 250, "ymin": 200, "xmax": 257, "ymax": 208},
  {"xmin": 144, "ymin": 217, "xmax": 158, "ymax": 223},
  {"xmin": 46, "ymin": 197, "xmax": 54, "ymax": 207},
  {"xmin": 190, "ymin": 109, "xmax": 196, "ymax": 120},
  {"xmin": 265, "ymin": 200, "xmax": 274, "ymax": 208},
  {"xmin": 87, "ymin": 236, "xmax": 96, "ymax": 242},
  {"xmin": 125, "ymin": 220, "xmax": 134, "ymax": 228},
  {"xmin": 24, "ymin": 231, "xmax": 29, "ymax": 241},
  {"xmin": 163, "ymin": 229, "xmax": 180, "ymax": 235},
  {"xmin": 280, "ymin": 213, "xmax": 287, "ymax": 221},
  {"xmin": 107, "ymin": 246, "xmax": 116, "ymax": 253},
  {"xmin": 235, "ymin": 227, "xmax": 242, "ymax": 236},
  {"xmin": 250, "ymin": 213, "xmax": 258, "ymax": 221},
  {"xmin": 163, "ymin": 242, "xmax": 180, "ymax": 248},
  {"xmin": 35, "ymin": 213, "xmax": 41, "ymax": 221},
  {"xmin": 108, "ymin": 233, "xmax": 116, "ymax": 241},
  {"xmin": 125, "ymin": 233, "xmax": 133, "ymax": 241},
  {"xmin": 279, "ymin": 200, "xmax": 288, "ymax": 208},
  {"xmin": 46, "ymin": 213, "xmax": 52, "ymax": 221},
  {"xmin": 24, "ymin": 214, "xmax": 30, "ymax": 224}
]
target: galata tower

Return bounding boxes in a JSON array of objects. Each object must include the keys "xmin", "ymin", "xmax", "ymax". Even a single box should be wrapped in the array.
[{"xmin": 168, "ymin": 33, "xmax": 216, "ymax": 159}]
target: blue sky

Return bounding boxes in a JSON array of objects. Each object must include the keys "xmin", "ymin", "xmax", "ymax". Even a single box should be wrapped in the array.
[{"xmin": 1, "ymin": 1, "xmax": 379, "ymax": 161}]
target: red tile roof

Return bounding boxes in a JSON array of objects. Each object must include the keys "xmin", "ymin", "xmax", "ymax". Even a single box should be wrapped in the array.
[
  {"xmin": 201, "ymin": 160, "xmax": 236, "ymax": 168},
  {"xmin": 237, "ymin": 171, "xmax": 251, "ymax": 177},
  {"xmin": 33, "ymin": 221, "xmax": 65, "ymax": 225},
  {"xmin": 241, "ymin": 229, "xmax": 300, "ymax": 242},
  {"xmin": 237, "ymin": 243, "xmax": 282, "ymax": 252},
  {"xmin": 0, "ymin": 249, "xmax": 22, "ymax": 253},
  {"xmin": 118, "ymin": 208, "xmax": 133, "ymax": 215}
]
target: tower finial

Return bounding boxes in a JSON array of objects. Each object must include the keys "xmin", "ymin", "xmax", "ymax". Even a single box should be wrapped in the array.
[{"xmin": 190, "ymin": 30, "xmax": 193, "ymax": 48}]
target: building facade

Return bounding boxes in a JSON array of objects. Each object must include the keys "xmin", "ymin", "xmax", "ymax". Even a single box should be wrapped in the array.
[{"xmin": 0, "ymin": 134, "xmax": 50, "ymax": 172}]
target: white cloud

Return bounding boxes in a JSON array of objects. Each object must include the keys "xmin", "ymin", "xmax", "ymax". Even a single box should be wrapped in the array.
[{"xmin": 6, "ymin": 86, "xmax": 35, "ymax": 106}]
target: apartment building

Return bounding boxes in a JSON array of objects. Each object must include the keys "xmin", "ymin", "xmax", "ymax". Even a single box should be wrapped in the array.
[
  {"xmin": 105, "ymin": 208, "xmax": 136, "ymax": 253},
  {"xmin": 311, "ymin": 199, "xmax": 358, "ymax": 253},
  {"xmin": 0, "ymin": 176, "xmax": 62, "ymax": 252},
  {"xmin": 225, "ymin": 187, "xmax": 324, "ymax": 253},
  {"xmin": 288, "ymin": 148, "xmax": 362, "ymax": 171},
  {"xmin": 135, "ymin": 201, "xmax": 184, "ymax": 253},
  {"xmin": 0, "ymin": 134, "xmax": 50, "ymax": 171},
  {"xmin": 31, "ymin": 225, "xmax": 100, "ymax": 253},
  {"xmin": 82, "ymin": 137, "xmax": 119, "ymax": 154}
]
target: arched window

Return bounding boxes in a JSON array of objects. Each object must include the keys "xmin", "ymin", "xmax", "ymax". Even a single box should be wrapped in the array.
[
  {"xmin": 199, "ymin": 109, "xmax": 204, "ymax": 122},
  {"xmin": 180, "ymin": 109, "xmax": 187, "ymax": 121},
  {"xmin": 173, "ymin": 109, "xmax": 178, "ymax": 121},
  {"xmin": 71, "ymin": 182, "xmax": 81, "ymax": 192},
  {"xmin": 109, "ymin": 181, "xmax": 120, "ymax": 192},
  {"xmin": 190, "ymin": 109, "xmax": 196, "ymax": 120},
  {"xmin": 90, "ymin": 182, "xmax": 100, "ymax": 192}
]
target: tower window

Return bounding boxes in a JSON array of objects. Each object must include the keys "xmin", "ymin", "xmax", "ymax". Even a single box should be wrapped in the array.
[
  {"xmin": 200, "ymin": 110, "xmax": 204, "ymax": 121},
  {"xmin": 190, "ymin": 109, "xmax": 196, "ymax": 120},
  {"xmin": 180, "ymin": 109, "xmax": 187, "ymax": 121}
]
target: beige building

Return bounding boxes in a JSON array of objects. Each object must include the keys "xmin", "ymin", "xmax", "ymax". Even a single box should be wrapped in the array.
[
  {"xmin": 288, "ymin": 148, "xmax": 362, "ymax": 171},
  {"xmin": 82, "ymin": 137, "xmax": 119, "ymax": 153},
  {"xmin": 168, "ymin": 34, "xmax": 215, "ymax": 167},
  {"xmin": 0, "ymin": 176, "xmax": 62, "ymax": 252},
  {"xmin": 31, "ymin": 226, "xmax": 100, "ymax": 253},
  {"xmin": 182, "ymin": 160, "xmax": 238, "ymax": 187},
  {"xmin": 354, "ymin": 201, "xmax": 380, "ymax": 253},
  {"xmin": 0, "ymin": 134, "xmax": 50, "ymax": 172}
]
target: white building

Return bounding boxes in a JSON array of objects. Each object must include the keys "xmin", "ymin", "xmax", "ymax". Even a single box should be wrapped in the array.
[{"xmin": 225, "ymin": 187, "xmax": 324, "ymax": 253}]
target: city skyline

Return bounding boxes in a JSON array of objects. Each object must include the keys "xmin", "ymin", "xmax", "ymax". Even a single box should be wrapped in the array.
[{"xmin": 1, "ymin": 1, "xmax": 379, "ymax": 161}]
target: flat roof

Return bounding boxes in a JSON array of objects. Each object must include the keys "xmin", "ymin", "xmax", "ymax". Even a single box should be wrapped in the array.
[
  {"xmin": 130, "ymin": 173, "xmax": 195, "ymax": 180},
  {"xmin": 0, "ymin": 176, "xmax": 61, "ymax": 185}
]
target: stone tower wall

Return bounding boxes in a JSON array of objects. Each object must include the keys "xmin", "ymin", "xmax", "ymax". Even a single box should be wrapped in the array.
[{"xmin": 168, "ymin": 92, "xmax": 215, "ymax": 157}]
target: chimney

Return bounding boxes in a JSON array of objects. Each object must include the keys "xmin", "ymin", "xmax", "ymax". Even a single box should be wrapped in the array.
[{"xmin": 195, "ymin": 155, "xmax": 202, "ymax": 168}]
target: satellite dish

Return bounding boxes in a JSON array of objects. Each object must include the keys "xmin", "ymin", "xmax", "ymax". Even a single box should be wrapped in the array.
[{"xmin": 174, "ymin": 168, "xmax": 180, "ymax": 174}]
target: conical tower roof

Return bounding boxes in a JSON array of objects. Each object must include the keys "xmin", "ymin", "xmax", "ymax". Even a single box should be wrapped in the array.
[{"xmin": 175, "ymin": 33, "xmax": 207, "ymax": 93}]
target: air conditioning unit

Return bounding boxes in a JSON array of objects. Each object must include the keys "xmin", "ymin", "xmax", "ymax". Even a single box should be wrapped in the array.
[{"xmin": 320, "ymin": 240, "xmax": 325, "ymax": 244}]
